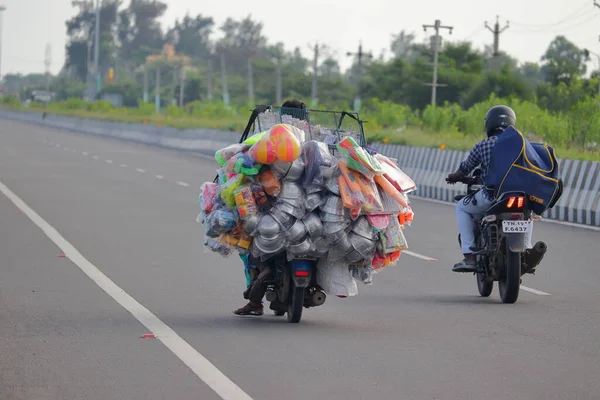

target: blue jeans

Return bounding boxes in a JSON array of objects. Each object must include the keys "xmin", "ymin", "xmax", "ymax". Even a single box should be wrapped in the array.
[{"xmin": 455, "ymin": 190, "xmax": 493, "ymax": 254}]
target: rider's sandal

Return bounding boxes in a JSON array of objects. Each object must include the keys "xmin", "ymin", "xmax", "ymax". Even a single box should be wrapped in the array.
[
  {"xmin": 452, "ymin": 259, "xmax": 477, "ymax": 273},
  {"xmin": 233, "ymin": 302, "xmax": 264, "ymax": 316}
]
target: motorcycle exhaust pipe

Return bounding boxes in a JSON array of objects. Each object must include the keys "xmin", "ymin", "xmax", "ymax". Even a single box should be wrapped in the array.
[
  {"xmin": 265, "ymin": 289, "xmax": 277, "ymax": 303},
  {"xmin": 309, "ymin": 290, "xmax": 327, "ymax": 307},
  {"xmin": 522, "ymin": 241, "xmax": 547, "ymax": 275}
]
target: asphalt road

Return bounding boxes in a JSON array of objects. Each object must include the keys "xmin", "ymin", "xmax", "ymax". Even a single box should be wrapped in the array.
[{"xmin": 1, "ymin": 118, "xmax": 599, "ymax": 400}]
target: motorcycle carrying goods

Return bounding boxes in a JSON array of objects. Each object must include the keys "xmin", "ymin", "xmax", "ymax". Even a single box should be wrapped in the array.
[{"xmin": 485, "ymin": 126, "xmax": 562, "ymax": 215}]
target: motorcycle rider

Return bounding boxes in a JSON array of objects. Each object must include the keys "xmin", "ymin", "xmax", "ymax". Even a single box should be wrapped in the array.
[
  {"xmin": 234, "ymin": 99, "xmax": 308, "ymax": 316},
  {"xmin": 446, "ymin": 105, "xmax": 517, "ymax": 273}
]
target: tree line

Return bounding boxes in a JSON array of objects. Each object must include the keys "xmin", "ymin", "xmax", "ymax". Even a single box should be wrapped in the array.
[{"xmin": 3, "ymin": 0, "xmax": 599, "ymax": 118}]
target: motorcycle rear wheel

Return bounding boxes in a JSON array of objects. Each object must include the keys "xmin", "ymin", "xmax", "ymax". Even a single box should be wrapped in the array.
[
  {"xmin": 287, "ymin": 285, "xmax": 305, "ymax": 323},
  {"xmin": 499, "ymin": 248, "xmax": 521, "ymax": 304}
]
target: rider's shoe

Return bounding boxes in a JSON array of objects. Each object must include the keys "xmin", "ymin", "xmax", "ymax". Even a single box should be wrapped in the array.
[
  {"xmin": 233, "ymin": 302, "xmax": 264, "ymax": 316},
  {"xmin": 452, "ymin": 254, "xmax": 477, "ymax": 273}
]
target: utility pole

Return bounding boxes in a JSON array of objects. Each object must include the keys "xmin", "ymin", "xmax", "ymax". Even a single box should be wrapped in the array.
[
  {"xmin": 220, "ymin": 52, "xmax": 230, "ymax": 108},
  {"xmin": 0, "ymin": 5, "xmax": 6, "ymax": 82},
  {"xmin": 247, "ymin": 56, "xmax": 255, "ymax": 107},
  {"xmin": 44, "ymin": 44, "xmax": 52, "ymax": 91},
  {"xmin": 485, "ymin": 15, "xmax": 509, "ymax": 71},
  {"xmin": 275, "ymin": 55, "xmax": 282, "ymax": 105},
  {"xmin": 155, "ymin": 65, "xmax": 161, "ymax": 114},
  {"xmin": 206, "ymin": 50, "xmax": 214, "ymax": 101},
  {"xmin": 179, "ymin": 65, "xmax": 185, "ymax": 107},
  {"xmin": 143, "ymin": 64, "xmax": 148, "ymax": 102},
  {"xmin": 72, "ymin": 0, "xmax": 100, "ymax": 99},
  {"xmin": 587, "ymin": 43, "xmax": 600, "ymax": 96},
  {"xmin": 92, "ymin": 0, "xmax": 101, "ymax": 98},
  {"xmin": 347, "ymin": 41, "xmax": 373, "ymax": 112},
  {"xmin": 423, "ymin": 19, "xmax": 453, "ymax": 106},
  {"xmin": 172, "ymin": 65, "xmax": 178, "ymax": 105},
  {"xmin": 311, "ymin": 43, "xmax": 321, "ymax": 107}
]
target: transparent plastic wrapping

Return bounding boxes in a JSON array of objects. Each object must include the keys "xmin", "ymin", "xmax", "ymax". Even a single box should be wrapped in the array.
[
  {"xmin": 379, "ymin": 216, "xmax": 408, "ymax": 253},
  {"xmin": 355, "ymin": 173, "xmax": 384, "ymax": 213},
  {"xmin": 204, "ymin": 209, "xmax": 238, "ymax": 237},
  {"xmin": 257, "ymin": 169, "xmax": 281, "ymax": 196},
  {"xmin": 350, "ymin": 263, "xmax": 374, "ymax": 285},
  {"xmin": 302, "ymin": 140, "xmax": 336, "ymax": 189},
  {"xmin": 204, "ymin": 235, "xmax": 233, "ymax": 257},
  {"xmin": 275, "ymin": 200, "xmax": 306, "ymax": 219},
  {"xmin": 336, "ymin": 136, "xmax": 383, "ymax": 178},
  {"xmin": 302, "ymin": 212, "xmax": 324, "ymax": 239},
  {"xmin": 286, "ymin": 236, "xmax": 315, "ymax": 260},
  {"xmin": 316, "ymin": 259, "xmax": 358, "ymax": 297},
  {"xmin": 233, "ymin": 184, "xmax": 259, "ymax": 220},
  {"xmin": 324, "ymin": 166, "xmax": 341, "ymax": 195},
  {"xmin": 199, "ymin": 182, "xmax": 218, "ymax": 213},
  {"xmin": 198, "ymin": 124, "xmax": 419, "ymax": 283},
  {"xmin": 217, "ymin": 174, "xmax": 245, "ymax": 207},
  {"xmin": 284, "ymin": 157, "xmax": 305, "ymax": 182},
  {"xmin": 251, "ymin": 184, "xmax": 270, "ymax": 212},
  {"xmin": 249, "ymin": 123, "xmax": 302, "ymax": 164},
  {"xmin": 338, "ymin": 175, "xmax": 365, "ymax": 210},
  {"xmin": 374, "ymin": 175, "xmax": 409, "ymax": 208},
  {"xmin": 224, "ymin": 152, "xmax": 262, "ymax": 176},
  {"xmin": 215, "ymin": 143, "xmax": 248, "ymax": 166},
  {"xmin": 305, "ymin": 192, "xmax": 323, "ymax": 212},
  {"xmin": 374, "ymin": 153, "xmax": 417, "ymax": 193},
  {"xmin": 367, "ymin": 214, "xmax": 390, "ymax": 230}
]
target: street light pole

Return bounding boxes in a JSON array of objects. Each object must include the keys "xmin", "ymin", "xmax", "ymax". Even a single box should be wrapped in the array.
[
  {"xmin": 0, "ymin": 5, "xmax": 6, "ymax": 82},
  {"xmin": 92, "ymin": 0, "xmax": 101, "ymax": 98}
]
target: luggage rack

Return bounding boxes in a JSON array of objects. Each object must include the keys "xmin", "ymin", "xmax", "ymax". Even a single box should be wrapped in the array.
[{"xmin": 239, "ymin": 104, "xmax": 368, "ymax": 156}]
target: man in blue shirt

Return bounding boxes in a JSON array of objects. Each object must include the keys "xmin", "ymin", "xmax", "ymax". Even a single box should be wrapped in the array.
[{"xmin": 446, "ymin": 105, "xmax": 517, "ymax": 273}]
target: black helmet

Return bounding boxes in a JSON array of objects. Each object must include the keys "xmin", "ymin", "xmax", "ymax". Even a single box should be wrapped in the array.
[{"xmin": 484, "ymin": 105, "xmax": 516, "ymax": 137}]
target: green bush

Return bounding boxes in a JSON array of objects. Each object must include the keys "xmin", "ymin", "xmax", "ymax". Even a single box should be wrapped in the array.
[{"xmin": 2, "ymin": 94, "xmax": 599, "ymax": 159}]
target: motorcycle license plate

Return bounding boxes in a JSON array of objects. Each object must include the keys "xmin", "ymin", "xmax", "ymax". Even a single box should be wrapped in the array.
[{"xmin": 502, "ymin": 220, "xmax": 532, "ymax": 233}]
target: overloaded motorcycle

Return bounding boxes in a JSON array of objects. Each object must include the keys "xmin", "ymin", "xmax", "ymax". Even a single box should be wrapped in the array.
[
  {"xmin": 446, "ymin": 168, "xmax": 549, "ymax": 304},
  {"xmin": 236, "ymin": 104, "xmax": 369, "ymax": 323}
]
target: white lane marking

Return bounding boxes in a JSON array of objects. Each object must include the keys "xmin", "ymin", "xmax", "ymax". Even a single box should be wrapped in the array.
[
  {"xmin": 55, "ymin": 144, "xmax": 60, "ymax": 148},
  {"xmin": 403, "ymin": 250, "xmax": 437, "ymax": 261},
  {"xmin": 521, "ymin": 285, "xmax": 551, "ymax": 296},
  {"xmin": 0, "ymin": 180, "xmax": 254, "ymax": 400},
  {"xmin": 82, "ymin": 151, "xmax": 88, "ymax": 156},
  {"xmin": 156, "ymin": 174, "xmax": 165, "ymax": 180},
  {"xmin": 120, "ymin": 164, "xmax": 128, "ymax": 168},
  {"xmin": 72, "ymin": 149, "xmax": 77, "ymax": 152},
  {"xmin": 92, "ymin": 156, "xmax": 99, "ymax": 160},
  {"xmin": 136, "ymin": 168, "xmax": 146, "ymax": 173},
  {"xmin": 105, "ymin": 160, "xmax": 113, "ymax": 164},
  {"xmin": 176, "ymin": 181, "xmax": 190, "ymax": 187},
  {"xmin": 413, "ymin": 196, "xmax": 600, "ymax": 232},
  {"xmin": 64, "ymin": 147, "xmax": 69, "ymax": 150}
]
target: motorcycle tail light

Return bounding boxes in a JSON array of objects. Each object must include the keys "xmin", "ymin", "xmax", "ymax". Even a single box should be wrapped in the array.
[{"xmin": 506, "ymin": 196, "xmax": 524, "ymax": 209}]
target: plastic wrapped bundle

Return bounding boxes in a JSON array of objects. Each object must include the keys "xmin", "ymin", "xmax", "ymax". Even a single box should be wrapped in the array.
[{"xmin": 197, "ymin": 123, "xmax": 418, "ymax": 296}]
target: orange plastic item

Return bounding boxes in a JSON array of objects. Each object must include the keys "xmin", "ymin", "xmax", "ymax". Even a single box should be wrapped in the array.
[
  {"xmin": 338, "ymin": 175, "xmax": 365, "ymax": 209},
  {"xmin": 250, "ymin": 139, "xmax": 277, "ymax": 164},
  {"xmin": 355, "ymin": 172, "xmax": 384, "ymax": 212},
  {"xmin": 374, "ymin": 175, "xmax": 408, "ymax": 208},
  {"xmin": 398, "ymin": 212, "xmax": 406, "ymax": 225},
  {"xmin": 257, "ymin": 169, "xmax": 281, "ymax": 196},
  {"xmin": 338, "ymin": 160, "xmax": 362, "ymax": 192}
]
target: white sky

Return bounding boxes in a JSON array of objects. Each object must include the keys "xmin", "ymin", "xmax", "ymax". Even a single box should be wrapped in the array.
[{"xmin": 1, "ymin": 0, "xmax": 600, "ymax": 76}]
